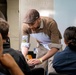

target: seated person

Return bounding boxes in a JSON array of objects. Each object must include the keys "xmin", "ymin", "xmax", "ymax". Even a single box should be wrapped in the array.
[
  {"xmin": 0, "ymin": 18, "xmax": 30, "ymax": 75},
  {"xmin": 0, "ymin": 18, "xmax": 45, "ymax": 75},
  {"xmin": 0, "ymin": 33, "xmax": 24, "ymax": 75},
  {"xmin": 0, "ymin": 53, "xmax": 25, "ymax": 75},
  {"xmin": 53, "ymin": 26, "xmax": 76, "ymax": 75}
]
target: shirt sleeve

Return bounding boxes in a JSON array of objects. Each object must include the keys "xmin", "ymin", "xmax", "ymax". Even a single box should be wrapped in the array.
[
  {"xmin": 48, "ymin": 43, "xmax": 62, "ymax": 50},
  {"xmin": 49, "ymin": 20, "xmax": 62, "ymax": 44},
  {"xmin": 21, "ymin": 35, "xmax": 30, "ymax": 48}
]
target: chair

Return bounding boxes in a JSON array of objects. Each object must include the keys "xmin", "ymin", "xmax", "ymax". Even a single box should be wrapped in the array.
[
  {"xmin": 28, "ymin": 51, "xmax": 36, "ymax": 58},
  {"xmin": 30, "ymin": 68, "xmax": 45, "ymax": 75}
]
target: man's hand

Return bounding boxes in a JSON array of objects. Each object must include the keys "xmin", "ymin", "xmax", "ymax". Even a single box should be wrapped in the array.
[{"xmin": 27, "ymin": 59, "xmax": 41, "ymax": 66}]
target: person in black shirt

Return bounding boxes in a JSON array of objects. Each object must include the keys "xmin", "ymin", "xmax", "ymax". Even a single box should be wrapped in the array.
[{"xmin": 0, "ymin": 18, "xmax": 30, "ymax": 75}]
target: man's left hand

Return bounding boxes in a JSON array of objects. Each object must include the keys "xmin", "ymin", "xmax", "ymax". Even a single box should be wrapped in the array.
[{"xmin": 27, "ymin": 59, "xmax": 41, "ymax": 66}]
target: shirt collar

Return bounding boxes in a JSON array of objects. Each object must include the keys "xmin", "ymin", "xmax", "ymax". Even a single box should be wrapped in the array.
[{"xmin": 39, "ymin": 19, "xmax": 43, "ymax": 29}]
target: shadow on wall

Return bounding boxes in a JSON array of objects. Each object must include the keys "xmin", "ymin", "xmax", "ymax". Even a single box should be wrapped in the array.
[
  {"xmin": 0, "ymin": 0, "xmax": 7, "ymax": 20},
  {"xmin": 0, "ymin": 11, "xmax": 5, "ymax": 19}
]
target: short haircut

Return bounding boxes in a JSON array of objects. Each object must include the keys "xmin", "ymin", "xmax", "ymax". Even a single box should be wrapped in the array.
[
  {"xmin": 23, "ymin": 9, "xmax": 40, "ymax": 24},
  {"xmin": 0, "ymin": 18, "xmax": 9, "ymax": 40}
]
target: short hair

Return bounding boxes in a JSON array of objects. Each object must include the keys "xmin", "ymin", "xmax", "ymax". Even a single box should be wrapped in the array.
[
  {"xmin": 0, "ymin": 18, "xmax": 9, "ymax": 40},
  {"xmin": 23, "ymin": 9, "xmax": 40, "ymax": 24},
  {"xmin": 64, "ymin": 26, "xmax": 76, "ymax": 50}
]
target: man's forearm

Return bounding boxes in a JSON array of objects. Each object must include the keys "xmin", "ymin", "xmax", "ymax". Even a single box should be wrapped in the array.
[
  {"xmin": 21, "ymin": 46, "xmax": 28, "ymax": 57},
  {"xmin": 40, "ymin": 48, "xmax": 58, "ymax": 62}
]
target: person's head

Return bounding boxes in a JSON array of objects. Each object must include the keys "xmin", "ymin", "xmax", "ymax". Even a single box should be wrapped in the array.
[
  {"xmin": 0, "ymin": 18, "xmax": 9, "ymax": 41},
  {"xmin": 64, "ymin": 26, "xmax": 76, "ymax": 50},
  {"xmin": 23, "ymin": 9, "xmax": 41, "ymax": 30}
]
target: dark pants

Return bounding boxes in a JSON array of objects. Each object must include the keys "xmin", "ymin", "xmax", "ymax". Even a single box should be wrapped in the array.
[{"xmin": 30, "ymin": 68, "xmax": 44, "ymax": 75}]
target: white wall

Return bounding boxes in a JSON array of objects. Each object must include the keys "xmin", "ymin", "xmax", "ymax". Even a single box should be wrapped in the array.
[
  {"xmin": 54, "ymin": 0, "xmax": 76, "ymax": 49},
  {"xmin": 7, "ymin": 0, "xmax": 19, "ymax": 50}
]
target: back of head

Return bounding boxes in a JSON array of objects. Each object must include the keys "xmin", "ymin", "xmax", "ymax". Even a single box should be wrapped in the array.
[
  {"xmin": 23, "ymin": 9, "xmax": 40, "ymax": 24},
  {"xmin": 64, "ymin": 26, "xmax": 76, "ymax": 51},
  {"xmin": 0, "ymin": 18, "xmax": 9, "ymax": 40}
]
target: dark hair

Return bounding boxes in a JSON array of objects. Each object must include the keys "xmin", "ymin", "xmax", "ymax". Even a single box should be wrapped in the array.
[
  {"xmin": 64, "ymin": 26, "xmax": 76, "ymax": 51},
  {"xmin": 0, "ymin": 18, "xmax": 9, "ymax": 40}
]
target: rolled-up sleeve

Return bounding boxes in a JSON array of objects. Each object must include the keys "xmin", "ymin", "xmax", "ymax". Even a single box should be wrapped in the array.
[
  {"xmin": 21, "ymin": 35, "xmax": 30, "ymax": 48},
  {"xmin": 48, "ymin": 43, "xmax": 62, "ymax": 50}
]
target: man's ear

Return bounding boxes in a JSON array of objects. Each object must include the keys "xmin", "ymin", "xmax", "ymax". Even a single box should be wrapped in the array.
[{"xmin": 37, "ymin": 17, "xmax": 41, "ymax": 24}]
